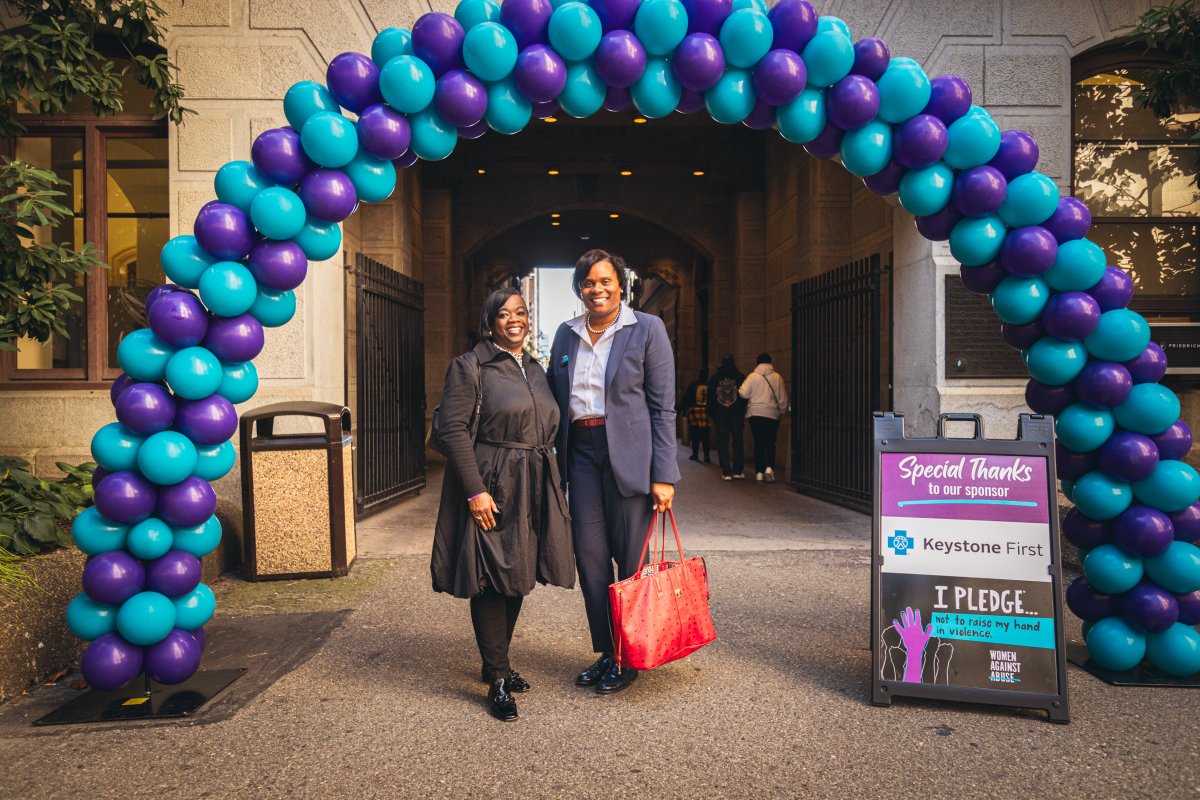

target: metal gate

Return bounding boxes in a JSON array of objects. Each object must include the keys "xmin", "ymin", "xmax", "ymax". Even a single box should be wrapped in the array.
[
  {"xmin": 352, "ymin": 254, "xmax": 426, "ymax": 514},
  {"xmin": 790, "ymin": 253, "xmax": 891, "ymax": 512}
]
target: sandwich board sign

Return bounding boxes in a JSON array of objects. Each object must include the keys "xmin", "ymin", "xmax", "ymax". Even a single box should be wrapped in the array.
[{"xmin": 871, "ymin": 412, "xmax": 1070, "ymax": 723}]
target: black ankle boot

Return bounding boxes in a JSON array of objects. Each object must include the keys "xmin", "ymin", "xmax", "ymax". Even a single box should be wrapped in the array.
[{"xmin": 488, "ymin": 678, "xmax": 518, "ymax": 722}]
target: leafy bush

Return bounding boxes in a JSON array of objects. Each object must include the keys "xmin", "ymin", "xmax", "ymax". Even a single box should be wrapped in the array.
[{"xmin": 0, "ymin": 456, "xmax": 95, "ymax": 555}]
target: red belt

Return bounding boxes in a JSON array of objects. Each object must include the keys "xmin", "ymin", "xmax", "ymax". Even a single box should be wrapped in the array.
[{"xmin": 572, "ymin": 417, "xmax": 606, "ymax": 428}]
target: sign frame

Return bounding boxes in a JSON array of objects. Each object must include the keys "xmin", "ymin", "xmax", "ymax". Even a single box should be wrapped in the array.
[{"xmin": 871, "ymin": 412, "xmax": 1070, "ymax": 723}]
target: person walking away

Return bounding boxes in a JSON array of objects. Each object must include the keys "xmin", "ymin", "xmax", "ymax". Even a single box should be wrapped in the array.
[
  {"xmin": 708, "ymin": 354, "xmax": 747, "ymax": 480},
  {"xmin": 678, "ymin": 368, "xmax": 711, "ymax": 463},
  {"xmin": 740, "ymin": 353, "xmax": 789, "ymax": 482}
]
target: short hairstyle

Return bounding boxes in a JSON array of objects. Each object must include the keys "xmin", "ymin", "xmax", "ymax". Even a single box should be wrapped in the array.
[
  {"xmin": 720, "ymin": 354, "xmax": 736, "ymax": 369},
  {"xmin": 572, "ymin": 248, "xmax": 629, "ymax": 299},
  {"xmin": 756, "ymin": 352, "xmax": 772, "ymax": 365},
  {"xmin": 479, "ymin": 287, "xmax": 525, "ymax": 340}
]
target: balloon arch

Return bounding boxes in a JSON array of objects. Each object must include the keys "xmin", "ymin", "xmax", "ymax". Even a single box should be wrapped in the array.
[{"xmin": 68, "ymin": 0, "xmax": 1200, "ymax": 689}]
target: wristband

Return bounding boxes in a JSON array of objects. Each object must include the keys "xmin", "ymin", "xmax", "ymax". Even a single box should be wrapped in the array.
[{"xmin": 467, "ymin": 492, "xmax": 484, "ymax": 503}]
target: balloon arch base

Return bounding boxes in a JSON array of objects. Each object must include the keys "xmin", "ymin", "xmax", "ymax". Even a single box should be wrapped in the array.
[
  {"xmin": 32, "ymin": 668, "xmax": 246, "ymax": 726},
  {"xmin": 1067, "ymin": 646, "xmax": 1200, "ymax": 688}
]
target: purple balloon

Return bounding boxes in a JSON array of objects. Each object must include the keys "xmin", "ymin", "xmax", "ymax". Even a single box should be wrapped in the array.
[
  {"xmin": 1066, "ymin": 575, "xmax": 1120, "ymax": 621},
  {"xmin": 202, "ymin": 314, "xmax": 265, "ymax": 364},
  {"xmin": 591, "ymin": 0, "xmax": 640, "ymax": 32},
  {"xmin": 248, "ymin": 240, "xmax": 308, "ymax": 292},
  {"xmin": 116, "ymin": 382, "xmax": 177, "ymax": 436},
  {"xmin": 767, "ymin": 0, "xmax": 816, "ymax": 51},
  {"xmin": 81, "ymin": 633, "xmax": 144, "ymax": 691},
  {"xmin": 146, "ymin": 551, "xmax": 203, "ymax": 597},
  {"xmin": 532, "ymin": 99, "xmax": 560, "ymax": 119},
  {"xmin": 1088, "ymin": 265, "xmax": 1134, "ymax": 312},
  {"xmin": 951, "ymin": 166, "xmax": 1007, "ymax": 218},
  {"xmin": 145, "ymin": 628, "xmax": 203, "ymax": 684},
  {"xmin": 1153, "ymin": 421, "xmax": 1193, "ymax": 461},
  {"xmin": 1063, "ymin": 508, "xmax": 1112, "ymax": 549},
  {"xmin": 802, "ymin": 122, "xmax": 843, "ymax": 159},
  {"xmin": 752, "ymin": 49, "xmax": 806, "ymax": 106},
  {"xmin": 82, "ymin": 551, "xmax": 146, "ymax": 606},
  {"xmin": 862, "ymin": 159, "xmax": 907, "ymax": 196},
  {"xmin": 176, "ymin": 396, "xmax": 238, "ymax": 447},
  {"xmin": 326, "ymin": 52, "xmax": 382, "ymax": 113},
  {"xmin": 924, "ymin": 75, "xmax": 972, "ymax": 124},
  {"xmin": 1172, "ymin": 504, "xmax": 1200, "ymax": 543},
  {"xmin": 1025, "ymin": 378, "xmax": 1076, "ymax": 416},
  {"xmin": 1123, "ymin": 583, "xmax": 1179, "ymax": 632},
  {"xmin": 500, "ymin": 0, "xmax": 553, "ymax": 48},
  {"xmin": 194, "ymin": 203, "xmax": 254, "ymax": 262},
  {"xmin": 1176, "ymin": 590, "xmax": 1200, "ymax": 624},
  {"xmin": 988, "ymin": 130, "xmax": 1039, "ymax": 181},
  {"xmin": 251, "ymin": 128, "xmax": 314, "ymax": 187},
  {"xmin": 1075, "ymin": 360, "xmax": 1133, "ymax": 408},
  {"xmin": 1101, "ymin": 432, "xmax": 1160, "ymax": 482},
  {"xmin": 1043, "ymin": 196, "xmax": 1091, "ymax": 243},
  {"xmin": 435, "ymin": 69, "xmax": 488, "ymax": 127},
  {"xmin": 144, "ymin": 284, "xmax": 182, "ymax": 315},
  {"xmin": 606, "ymin": 85, "xmax": 634, "ymax": 112},
  {"xmin": 826, "ymin": 74, "xmax": 879, "ymax": 131},
  {"xmin": 851, "ymin": 37, "xmax": 890, "ymax": 81},
  {"xmin": 893, "ymin": 114, "xmax": 948, "ymax": 170},
  {"xmin": 91, "ymin": 466, "xmax": 110, "ymax": 490},
  {"xmin": 1057, "ymin": 441, "xmax": 1099, "ymax": 481},
  {"xmin": 1000, "ymin": 226, "xmax": 1058, "ymax": 277},
  {"xmin": 357, "ymin": 104, "xmax": 411, "ymax": 160},
  {"xmin": 394, "ymin": 150, "xmax": 419, "ymax": 169},
  {"xmin": 192, "ymin": 626, "xmax": 207, "ymax": 651},
  {"xmin": 742, "ymin": 100, "xmax": 776, "ymax": 130},
  {"xmin": 1002, "ymin": 320, "xmax": 1044, "ymax": 350},
  {"xmin": 298, "ymin": 168, "xmax": 358, "ymax": 223},
  {"xmin": 411, "ymin": 12, "xmax": 466, "ymax": 76},
  {"xmin": 1124, "ymin": 342, "xmax": 1168, "ymax": 384},
  {"xmin": 95, "ymin": 471, "xmax": 158, "ymax": 525},
  {"xmin": 595, "ymin": 31, "xmax": 646, "ymax": 89},
  {"xmin": 458, "ymin": 119, "xmax": 488, "ymax": 139},
  {"xmin": 672, "ymin": 33, "xmax": 725, "ymax": 92},
  {"xmin": 1041, "ymin": 291, "xmax": 1101, "ymax": 340},
  {"xmin": 1114, "ymin": 505, "xmax": 1175, "ymax": 557},
  {"xmin": 914, "ymin": 205, "xmax": 961, "ymax": 241},
  {"xmin": 959, "ymin": 260, "xmax": 1006, "ymax": 295},
  {"xmin": 110, "ymin": 373, "xmax": 137, "ymax": 407},
  {"xmin": 515, "ymin": 45, "xmax": 567, "ymax": 102},
  {"xmin": 148, "ymin": 291, "xmax": 209, "ymax": 349}
]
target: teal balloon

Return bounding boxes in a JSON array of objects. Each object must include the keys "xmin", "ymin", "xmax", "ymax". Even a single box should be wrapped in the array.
[
  {"xmin": 172, "ymin": 515, "xmax": 222, "ymax": 559},
  {"xmin": 1113, "ymin": 383, "xmax": 1180, "ymax": 436},
  {"xmin": 300, "ymin": 112, "xmax": 358, "ymax": 169},
  {"xmin": 1084, "ymin": 308, "xmax": 1151, "ymax": 363},
  {"xmin": 898, "ymin": 162, "xmax": 954, "ymax": 217},
  {"xmin": 1024, "ymin": 337, "xmax": 1087, "ymax": 385},
  {"xmin": 371, "ymin": 27, "xmax": 412, "ymax": 66},
  {"xmin": 776, "ymin": 88, "xmax": 825, "ymax": 144},
  {"xmin": 165, "ymin": 345, "xmax": 223, "ymax": 400},
  {"xmin": 161, "ymin": 235, "xmax": 216, "ymax": 289},
  {"xmin": 1055, "ymin": 403, "xmax": 1115, "ymax": 453},
  {"xmin": 126, "ymin": 517, "xmax": 175, "ymax": 560},
  {"xmin": 219, "ymin": 360, "xmax": 260, "ymax": 405},
  {"xmin": 1086, "ymin": 617, "xmax": 1146, "ymax": 672},
  {"xmin": 720, "ymin": 9, "xmax": 773, "ymax": 69},
  {"xmin": 173, "ymin": 583, "xmax": 216, "ymax": 631},
  {"xmin": 486, "ymin": 77, "xmax": 533, "ymax": 134},
  {"xmin": 410, "ymin": 108, "xmax": 458, "ymax": 161},
  {"xmin": 66, "ymin": 594, "xmax": 118, "ymax": 641},
  {"xmin": 1045, "ymin": 237, "xmax": 1106, "ymax": 292},
  {"xmin": 549, "ymin": 3, "xmax": 604, "ymax": 61},
  {"xmin": 250, "ymin": 287, "xmax": 296, "ymax": 328},
  {"xmin": 194, "ymin": 440, "xmax": 238, "ymax": 481},
  {"xmin": 199, "ymin": 261, "xmax": 258, "ymax": 318},
  {"xmin": 705, "ymin": 68, "xmax": 756, "ymax": 124},
  {"xmin": 817, "ymin": 15, "xmax": 851, "ymax": 39},
  {"xmin": 250, "ymin": 186, "xmax": 307, "ymax": 240},
  {"xmin": 380, "ymin": 55, "xmax": 436, "ymax": 114},
  {"xmin": 1060, "ymin": 479, "xmax": 1075, "ymax": 501},
  {"xmin": 344, "ymin": 151, "xmax": 397, "ymax": 203},
  {"xmin": 801, "ymin": 29, "xmax": 854, "ymax": 88},
  {"xmin": 91, "ymin": 422, "xmax": 145, "ymax": 472},
  {"xmin": 293, "ymin": 216, "xmax": 342, "ymax": 262},
  {"xmin": 137, "ymin": 431, "xmax": 199, "ymax": 486},
  {"xmin": 117, "ymin": 591, "xmax": 177, "ymax": 646},
  {"xmin": 464, "ymin": 21, "xmax": 520, "ymax": 82},
  {"xmin": 1133, "ymin": 460, "xmax": 1200, "ymax": 514},
  {"xmin": 732, "ymin": 0, "xmax": 767, "ymax": 11},
  {"xmin": 631, "ymin": 58, "xmax": 682, "ymax": 119},
  {"xmin": 71, "ymin": 507, "xmax": 129, "ymax": 556},
  {"xmin": 998, "ymin": 171, "xmax": 1059, "ymax": 228},
  {"xmin": 284, "ymin": 81, "xmax": 339, "ymax": 130},
  {"xmin": 1084, "ymin": 544, "xmax": 1143, "ymax": 594},
  {"xmin": 876, "ymin": 57, "xmax": 930, "ymax": 124},
  {"xmin": 1146, "ymin": 623, "xmax": 1200, "ymax": 676},
  {"xmin": 949, "ymin": 214, "xmax": 1006, "ymax": 266},
  {"xmin": 559, "ymin": 60, "xmax": 607, "ymax": 118},
  {"xmin": 989, "ymin": 275, "xmax": 1049, "ymax": 325},
  {"xmin": 839, "ymin": 121, "xmax": 892, "ymax": 177},
  {"xmin": 215, "ymin": 161, "xmax": 273, "ymax": 214},
  {"xmin": 944, "ymin": 105, "xmax": 1001, "ymax": 169},
  {"xmin": 455, "ymin": 0, "xmax": 501, "ymax": 30},
  {"xmin": 1145, "ymin": 541, "xmax": 1200, "ymax": 594},
  {"xmin": 635, "ymin": 0, "xmax": 688, "ymax": 57},
  {"xmin": 118, "ymin": 328, "xmax": 175, "ymax": 382},
  {"xmin": 1073, "ymin": 470, "xmax": 1134, "ymax": 521}
]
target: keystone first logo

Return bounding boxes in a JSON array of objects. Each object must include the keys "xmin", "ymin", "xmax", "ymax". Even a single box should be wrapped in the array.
[{"xmin": 888, "ymin": 530, "xmax": 913, "ymax": 556}]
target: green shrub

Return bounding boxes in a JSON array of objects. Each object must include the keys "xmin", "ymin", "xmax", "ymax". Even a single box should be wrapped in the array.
[{"xmin": 0, "ymin": 456, "xmax": 94, "ymax": 555}]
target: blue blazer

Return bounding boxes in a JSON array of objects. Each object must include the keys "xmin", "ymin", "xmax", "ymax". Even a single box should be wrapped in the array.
[{"xmin": 547, "ymin": 310, "xmax": 681, "ymax": 498}]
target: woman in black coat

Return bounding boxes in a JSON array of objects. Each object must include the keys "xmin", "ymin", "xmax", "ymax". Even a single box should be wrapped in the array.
[{"xmin": 431, "ymin": 287, "xmax": 573, "ymax": 722}]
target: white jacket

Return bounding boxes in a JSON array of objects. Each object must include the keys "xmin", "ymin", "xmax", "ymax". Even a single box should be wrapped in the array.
[{"xmin": 739, "ymin": 364, "xmax": 788, "ymax": 420}]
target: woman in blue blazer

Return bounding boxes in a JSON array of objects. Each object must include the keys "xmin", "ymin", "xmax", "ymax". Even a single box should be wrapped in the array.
[{"xmin": 547, "ymin": 249, "xmax": 680, "ymax": 694}]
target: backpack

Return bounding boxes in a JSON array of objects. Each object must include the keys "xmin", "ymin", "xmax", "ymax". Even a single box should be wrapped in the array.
[{"xmin": 714, "ymin": 377, "xmax": 739, "ymax": 409}]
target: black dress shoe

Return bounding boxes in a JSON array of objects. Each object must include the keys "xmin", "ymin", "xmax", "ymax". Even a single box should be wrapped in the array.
[
  {"xmin": 488, "ymin": 678, "xmax": 519, "ymax": 722},
  {"xmin": 575, "ymin": 655, "xmax": 614, "ymax": 687},
  {"xmin": 595, "ymin": 662, "xmax": 638, "ymax": 694},
  {"xmin": 481, "ymin": 666, "xmax": 530, "ymax": 692}
]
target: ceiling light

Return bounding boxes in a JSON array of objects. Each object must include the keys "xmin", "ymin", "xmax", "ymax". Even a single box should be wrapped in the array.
[
  {"xmin": 620, "ymin": 170, "xmax": 633, "ymax": 176},
  {"xmin": 551, "ymin": 213, "xmax": 561, "ymax": 218},
  {"xmin": 609, "ymin": 213, "xmax": 620, "ymax": 219},
  {"xmin": 477, "ymin": 169, "xmax": 486, "ymax": 175},
  {"xmin": 633, "ymin": 117, "xmax": 647, "ymax": 124},
  {"xmin": 692, "ymin": 170, "xmax": 705, "ymax": 176},
  {"xmin": 552, "ymin": 221, "xmax": 560, "ymax": 226},
  {"xmin": 548, "ymin": 169, "xmax": 560, "ymax": 175},
  {"xmin": 544, "ymin": 117, "xmax": 558, "ymax": 123}
]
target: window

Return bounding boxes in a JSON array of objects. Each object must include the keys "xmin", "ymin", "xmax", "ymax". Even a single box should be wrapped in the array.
[{"xmin": 1073, "ymin": 49, "xmax": 1200, "ymax": 315}]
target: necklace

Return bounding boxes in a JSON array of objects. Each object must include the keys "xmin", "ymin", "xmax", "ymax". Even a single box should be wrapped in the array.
[
  {"xmin": 496, "ymin": 341, "xmax": 524, "ymax": 357},
  {"xmin": 586, "ymin": 305, "xmax": 620, "ymax": 335}
]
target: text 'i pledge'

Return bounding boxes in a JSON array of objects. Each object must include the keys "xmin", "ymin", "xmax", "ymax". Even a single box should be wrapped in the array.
[{"xmin": 896, "ymin": 456, "xmax": 1036, "ymax": 487}]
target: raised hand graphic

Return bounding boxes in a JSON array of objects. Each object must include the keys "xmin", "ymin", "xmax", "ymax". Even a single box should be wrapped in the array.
[{"xmin": 892, "ymin": 606, "xmax": 933, "ymax": 683}]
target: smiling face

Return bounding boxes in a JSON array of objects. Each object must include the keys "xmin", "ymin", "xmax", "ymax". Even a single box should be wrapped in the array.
[
  {"xmin": 581, "ymin": 259, "xmax": 622, "ymax": 320},
  {"xmin": 491, "ymin": 293, "xmax": 529, "ymax": 351}
]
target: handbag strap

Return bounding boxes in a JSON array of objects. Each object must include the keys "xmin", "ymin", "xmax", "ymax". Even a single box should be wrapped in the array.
[
  {"xmin": 634, "ymin": 509, "xmax": 684, "ymax": 574},
  {"xmin": 466, "ymin": 351, "xmax": 482, "ymax": 444}
]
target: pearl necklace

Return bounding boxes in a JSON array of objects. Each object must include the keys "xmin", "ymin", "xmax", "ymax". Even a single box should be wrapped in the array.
[{"xmin": 586, "ymin": 305, "xmax": 620, "ymax": 335}]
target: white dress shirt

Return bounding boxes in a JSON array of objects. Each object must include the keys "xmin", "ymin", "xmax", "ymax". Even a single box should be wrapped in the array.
[{"xmin": 565, "ymin": 304, "xmax": 637, "ymax": 422}]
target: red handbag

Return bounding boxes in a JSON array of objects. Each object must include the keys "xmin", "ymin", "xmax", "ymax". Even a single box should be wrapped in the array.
[{"xmin": 609, "ymin": 510, "xmax": 717, "ymax": 670}]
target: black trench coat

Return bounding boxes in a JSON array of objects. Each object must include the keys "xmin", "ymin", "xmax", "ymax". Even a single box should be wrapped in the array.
[{"xmin": 431, "ymin": 340, "xmax": 574, "ymax": 598}]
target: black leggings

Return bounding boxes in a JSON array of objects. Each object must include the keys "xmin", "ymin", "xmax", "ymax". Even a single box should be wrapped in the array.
[
  {"xmin": 470, "ymin": 588, "xmax": 523, "ymax": 680},
  {"xmin": 748, "ymin": 416, "xmax": 780, "ymax": 474}
]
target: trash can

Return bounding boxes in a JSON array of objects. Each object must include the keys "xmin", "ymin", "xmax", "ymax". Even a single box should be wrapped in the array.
[{"xmin": 239, "ymin": 401, "xmax": 356, "ymax": 581}]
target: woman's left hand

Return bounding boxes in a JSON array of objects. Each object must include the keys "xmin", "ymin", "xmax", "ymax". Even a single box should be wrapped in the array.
[{"xmin": 651, "ymin": 482, "xmax": 674, "ymax": 512}]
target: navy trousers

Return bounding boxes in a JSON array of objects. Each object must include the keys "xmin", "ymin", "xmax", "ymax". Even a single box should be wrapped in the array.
[{"xmin": 568, "ymin": 425, "xmax": 655, "ymax": 654}]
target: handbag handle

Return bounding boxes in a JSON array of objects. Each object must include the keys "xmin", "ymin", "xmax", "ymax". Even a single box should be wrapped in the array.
[{"xmin": 634, "ymin": 509, "xmax": 685, "ymax": 574}]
